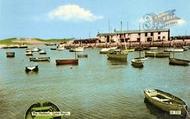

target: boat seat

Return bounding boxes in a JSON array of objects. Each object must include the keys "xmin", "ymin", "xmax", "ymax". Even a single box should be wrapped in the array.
[{"xmin": 152, "ymin": 96, "xmax": 170, "ymax": 102}]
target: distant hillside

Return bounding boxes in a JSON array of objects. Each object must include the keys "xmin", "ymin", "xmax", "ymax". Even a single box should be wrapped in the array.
[{"xmin": 0, "ymin": 37, "xmax": 74, "ymax": 45}]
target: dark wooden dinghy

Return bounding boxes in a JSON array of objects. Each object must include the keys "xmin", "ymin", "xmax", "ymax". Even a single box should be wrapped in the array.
[
  {"xmin": 25, "ymin": 101, "xmax": 62, "ymax": 119},
  {"xmin": 144, "ymin": 89, "xmax": 187, "ymax": 116},
  {"xmin": 56, "ymin": 59, "xmax": 78, "ymax": 65},
  {"xmin": 6, "ymin": 52, "xmax": 15, "ymax": 57},
  {"xmin": 77, "ymin": 54, "xmax": 88, "ymax": 58},
  {"xmin": 169, "ymin": 58, "xmax": 190, "ymax": 66},
  {"xmin": 25, "ymin": 65, "xmax": 38, "ymax": 73}
]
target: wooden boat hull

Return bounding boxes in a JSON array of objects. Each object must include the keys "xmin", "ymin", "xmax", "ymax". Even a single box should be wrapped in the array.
[
  {"xmin": 30, "ymin": 57, "xmax": 50, "ymax": 62},
  {"xmin": 6, "ymin": 52, "xmax": 15, "ymax": 57},
  {"xmin": 25, "ymin": 101, "xmax": 61, "ymax": 119},
  {"xmin": 131, "ymin": 59, "xmax": 143, "ymax": 68},
  {"xmin": 25, "ymin": 66, "xmax": 38, "ymax": 73},
  {"xmin": 107, "ymin": 54, "xmax": 127, "ymax": 61},
  {"xmin": 169, "ymin": 58, "xmax": 190, "ymax": 66},
  {"xmin": 56, "ymin": 59, "xmax": 78, "ymax": 65},
  {"xmin": 39, "ymin": 51, "xmax": 47, "ymax": 54},
  {"xmin": 57, "ymin": 47, "xmax": 65, "ymax": 51},
  {"xmin": 50, "ymin": 48, "xmax": 57, "ymax": 50},
  {"xmin": 99, "ymin": 50, "xmax": 109, "ymax": 54},
  {"xmin": 145, "ymin": 51, "xmax": 170, "ymax": 58},
  {"xmin": 19, "ymin": 45, "xmax": 28, "ymax": 48},
  {"xmin": 144, "ymin": 89, "xmax": 187, "ymax": 116},
  {"xmin": 164, "ymin": 48, "xmax": 184, "ymax": 52},
  {"xmin": 77, "ymin": 54, "xmax": 88, "ymax": 58}
]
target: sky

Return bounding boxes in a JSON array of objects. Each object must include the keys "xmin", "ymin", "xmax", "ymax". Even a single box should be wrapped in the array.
[{"xmin": 0, "ymin": 0, "xmax": 190, "ymax": 39}]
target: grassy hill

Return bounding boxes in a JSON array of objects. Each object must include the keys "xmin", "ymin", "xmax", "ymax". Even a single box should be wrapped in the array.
[{"xmin": 0, "ymin": 37, "xmax": 74, "ymax": 45}]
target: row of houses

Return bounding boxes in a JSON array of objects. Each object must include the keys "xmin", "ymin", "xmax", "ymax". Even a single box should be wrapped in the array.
[
  {"xmin": 74, "ymin": 29, "xmax": 170, "ymax": 44},
  {"xmin": 97, "ymin": 29, "xmax": 170, "ymax": 43}
]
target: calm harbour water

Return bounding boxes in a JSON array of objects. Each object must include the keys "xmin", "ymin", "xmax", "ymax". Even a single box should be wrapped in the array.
[{"xmin": 0, "ymin": 46, "xmax": 190, "ymax": 119}]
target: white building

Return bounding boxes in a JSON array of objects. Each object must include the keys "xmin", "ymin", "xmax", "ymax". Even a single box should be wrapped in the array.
[{"xmin": 97, "ymin": 29, "xmax": 170, "ymax": 43}]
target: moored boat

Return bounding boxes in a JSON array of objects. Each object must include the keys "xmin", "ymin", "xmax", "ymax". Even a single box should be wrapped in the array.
[
  {"xmin": 149, "ymin": 47, "xmax": 158, "ymax": 50},
  {"xmin": 99, "ymin": 47, "xmax": 117, "ymax": 54},
  {"xmin": 131, "ymin": 59, "xmax": 143, "ymax": 68},
  {"xmin": 69, "ymin": 47, "xmax": 84, "ymax": 52},
  {"xmin": 45, "ymin": 43, "xmax": 57, "ymax": 46},
  {"xmin": 6, "ymin": 52, "xmax": 15, "ymax": 57},
  {"xmin": 107, "ymin": 49, "xmax": 128, "ymax": 61},
  {"xmin": 18, "ymin": 45, "xmax": 28, "ymax": 48},
  {"xmin": 32, "ymin": 48, "xmax": 41, "ymax": 52},
  {"xmin": 25, "ymin": 65, "xmax": 38, "ymax": 73},
  {"xmin": 144, "ymin": 89, "xmax": 187, "ymax": 116},
  {"xmin": 77, "ymin": 54, "xmax": 88, "ymax": 58},
  {"xmin": 169, "ymin": 58, "xmax": 190, "ymax": 66},
  {"xmin": 57, "ymin": 47, "xmax": 65, "ymax": 51},
  {"xmin": 164, "ymin": 48, "xmax": 184, "ymax": 52},
  {"xmin": 50, "ymin": 47, "xmax": 57, "ymax": 50},
  {"xmin": 145, "ymin": 51, "xmax": 170, "ymax": 58},
  {"xmin": 56, "ymin": 59, "xmax": 78, "ymax": 65},
  {"xmin": 134, "ymin": 57, "xmax": 148, "ymax": 61},
  {"xmin": 25, "ymin": 51, "xmax": 33, "ymax": 56},
  {"xmin": 30, "ymin": 57, "xmax": 50, "ymax": 62},
  {"xmin": 25, "ymin": 101, "xmax": 64, "ymax": 119},
  {"xmin": 39, "ymin": 50, "xmax": 47, "ymax": 54}
]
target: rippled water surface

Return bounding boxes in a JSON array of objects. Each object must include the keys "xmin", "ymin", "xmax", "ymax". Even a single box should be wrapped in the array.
[{"xmin": 0, "ymin": 46, "xmax": 190, "ymax": 119}]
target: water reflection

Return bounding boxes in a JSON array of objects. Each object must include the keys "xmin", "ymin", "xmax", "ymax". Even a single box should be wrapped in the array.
[{"xmin": 107, "ymin": 59, "xmax": 128, "ymax": 65}]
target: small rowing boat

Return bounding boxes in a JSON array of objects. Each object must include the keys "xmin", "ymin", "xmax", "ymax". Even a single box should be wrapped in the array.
[
  {"xmin": 131, "ymin": 59, "xmax": 143, "ymax": 68},
  {"xmin": 144, "ymin": 89, "xmax": 187, "ymax": 116},
  {"xmin": 25, "ymin": 65, "xmax": 38, "ymax": 73},
  {"xmin": 56, "ymin": 59, "xmax": 78, "ymax": 65}
]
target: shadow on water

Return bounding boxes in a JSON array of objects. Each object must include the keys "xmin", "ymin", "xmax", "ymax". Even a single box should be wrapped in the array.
[
  {"xmin": 107, "ymin": 59, "xmax": 128, "ymax": 65},
  {"xmin": 144, "ymin": 99, "xmax": 185, "ymax": 119},
  {"xmin": 25, "ymin": 71, "xmax": 39, "ymax": 75}
]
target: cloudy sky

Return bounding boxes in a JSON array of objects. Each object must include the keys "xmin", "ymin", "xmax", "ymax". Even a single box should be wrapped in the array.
[{"xmin": 0, "ymin": 0, "xmax": 190, "ymax": 39}]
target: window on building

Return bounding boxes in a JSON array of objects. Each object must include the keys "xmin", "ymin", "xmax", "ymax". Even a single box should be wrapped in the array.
[
  {"xmin": 137, "ymin": 38, "xmax": 140, "ymax": 42},
  {"xmin": 151, "ymin": 32, "xmax": 153, "ymax": 36},
  {"xmin": 163, "ymin": 36, "xmax": 165, "ymax": 39},
  {"xmin": 158, "ymin": 32, "xmax": 161, "ymax": 35},
  {"xmin": 158, "ymin": 36, "xmax": 160, "ymax": 39},
  {"xmin": 120, "ymin": 39, "xmax": 125, "ymax": 42},
  {"xmin": 106, "ymin": 36, "xmax": 110, "ymax": 42},
  {"xmin": 125, "ymin": 38, "xmax": 129, "ymax": 42},
  {"xmin": 145, "ymin": 33, "xmax": 147, "ymax": 36},
  {"xmin": 138, "ymin": 33, "xmax": 141, "ymax": 36}
]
